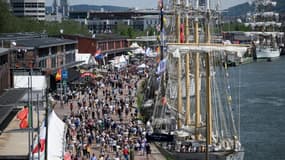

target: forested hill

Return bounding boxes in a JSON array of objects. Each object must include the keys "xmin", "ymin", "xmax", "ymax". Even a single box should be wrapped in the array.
[{"xmin": 224, "ymin": 0, "xmax": 285, "ymax": 17}]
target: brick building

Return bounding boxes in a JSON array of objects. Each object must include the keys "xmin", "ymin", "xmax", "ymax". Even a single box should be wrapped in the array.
[{"xmin": 63, "ymin": 34, "xmax": 132, "ymax": 60}]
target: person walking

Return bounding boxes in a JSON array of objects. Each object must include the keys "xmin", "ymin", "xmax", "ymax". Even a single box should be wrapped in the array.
[
  {"xmin": 123, "ymin": 146, "xmax": 129, "ymax": 160},
  {"xmin": 90, "ymin": 153, "xmax": 97, "ymax": 160},
  {"xmin": 146, "ymin": 142, "xmax": 151, "ymax": 160}
]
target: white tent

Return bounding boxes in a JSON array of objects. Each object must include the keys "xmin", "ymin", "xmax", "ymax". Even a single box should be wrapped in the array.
[
  {"xmin": 76, "ymin": 53, "xmax": 97, "ymax": 65},
  {"xmin": 32, "ymin": 110, "xmax": 66, "ymax": 160},
  {"xmin": 48, "ymin": 110, "xmax": 66, "ymax": 160},
  {"xmin": 133, "ymin": 47, "xmax": 145, "ymax": 54},
  {"xmin": 137, "ymin": 63, "xmax": 148, "ymax": 69},
  {"xmin": 130, "ymin": 42, "xmax": 140, "ymax": 48}
]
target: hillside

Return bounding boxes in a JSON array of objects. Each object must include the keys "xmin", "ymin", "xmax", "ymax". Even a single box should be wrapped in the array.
[
  {"xmin": 46, "ymin": 4, "xmax": 129, "ymax": 13},
  {"xmin": 224, "ymin": 0, "xmax": 285, "ymax": 17}
]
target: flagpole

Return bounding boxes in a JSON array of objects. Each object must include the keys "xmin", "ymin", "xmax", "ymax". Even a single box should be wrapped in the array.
[
  {"xmin": 30, "ymin": 67, "xmax": 34, "ymax": 160},
  {"xmin": 37, "ymin": 94, "xmax": 40, "ymax": 159},
  {"xmin": 28, "ymin": 77, "xmax": 31, "ymax": 159},
  {"xmin": 159, "ymin": 0, "xmax": 165, "ymax": 97},
  {"xmin": 45, "ymin": 89, "xmax": 48, "ymax": 160}
]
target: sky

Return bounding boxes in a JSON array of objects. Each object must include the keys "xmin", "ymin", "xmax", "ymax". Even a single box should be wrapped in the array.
[{"xmin": 46, "ymin": 0, "xmax": 249, "ymax": 10}]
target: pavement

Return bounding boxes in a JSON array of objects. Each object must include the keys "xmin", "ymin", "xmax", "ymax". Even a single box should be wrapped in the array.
[
  {"xmin": 0, "ymin": 109, "xmax": 45, "ymax": 157},
  {"xmin": 53, "ymin": 75, "xmax": 166, "ymax": 160}
]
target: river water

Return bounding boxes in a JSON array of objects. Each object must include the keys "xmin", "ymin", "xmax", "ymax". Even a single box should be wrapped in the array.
[{"xmin": 230, "ymin": 57, "xmax": 285, "ymax": 160}]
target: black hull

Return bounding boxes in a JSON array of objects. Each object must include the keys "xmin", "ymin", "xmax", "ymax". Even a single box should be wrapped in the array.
[{"xmin": 156, "ymin": 144, "xmax": 244, "ymax": 160}]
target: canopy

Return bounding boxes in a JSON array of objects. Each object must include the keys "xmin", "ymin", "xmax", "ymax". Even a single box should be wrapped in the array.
[
  {"xmin": 133, "ymin": 47, "xmax": 145, "ymax": 54},
  {"xmin": 137, "ymin": 63, "xmax": 148, "ymax": 69},
  {"xmin": 130, "ymin": 42, "xmax": 140, "ymax": 48},
  {"xmin": 48, "ymin": 110, "xmax": 66, "ymax": 160},
  {"xmin": 32, "ymin": 110, "xmax": 66, "ymax": 160}
]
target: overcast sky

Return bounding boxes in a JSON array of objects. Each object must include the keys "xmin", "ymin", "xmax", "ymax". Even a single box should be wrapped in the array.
[{"xmin": 46, "ymin": 0, "xmax": 249, "ymax": 10}]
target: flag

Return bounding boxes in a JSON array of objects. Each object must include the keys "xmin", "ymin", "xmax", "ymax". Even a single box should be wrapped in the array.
[
  {"xmin": 32, "ymin": 122, "xmax": 46, "ymax": 154},
  {"xmin": 55, "ymin": 69, "xmax": 62, "ymax": 81},
  {"xmin": 17, "ymin": 106, "xmax": 28, "ymax": 120},
  {"xmin": 95, "ymin": 49, "xmax": 104, "ymax": 60},
  {"xmin": 161, "ymin": 96, "xmax": 167, "ymax": 106},
  {"xmin": 156, "ymin": 59, "xmax": 167, "ymax": 74},
  {"xmin": 145, "ymin": 47, "xmax": 151, "ymax": 56},
  {"xmin": 156, "ymin": 46, "xmax": 160, "ymax": 54},
  {"xmin": 180, "ymin": 24, "xmax": 185, "ymax": 43},
  {"xmin": 158, "ymin": 0, "xmax": 163, "ymax": 9},
  {"xmin": 156, "ymin": 56, "xmax": 160, "ymax": 63},
  {"xmin": 95, "ymin": 49, "xmax": 101, "ymax": 57},
  {"xmin": 32, "ymin": 139, "xmax": 45, "ymax": 153}
]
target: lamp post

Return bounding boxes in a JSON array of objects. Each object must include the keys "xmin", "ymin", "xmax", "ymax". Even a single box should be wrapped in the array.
[{"xmin": 13, "ymin": 45, "xmax": 34, "ymax": 159}]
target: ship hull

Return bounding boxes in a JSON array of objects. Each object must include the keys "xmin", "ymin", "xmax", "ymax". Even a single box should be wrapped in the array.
[
  {"xmin": 256, "ymin": 47, "xmax": 280, "ymax": 59},
  {"xmin": 156, "ymin": 144, "xmax": 244, "ymax": 160}
]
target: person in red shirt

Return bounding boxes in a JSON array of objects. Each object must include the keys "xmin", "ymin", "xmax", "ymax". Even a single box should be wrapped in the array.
[{"xmin": 123, "ymin": 146, "xmax": 129, "ymax": 160}]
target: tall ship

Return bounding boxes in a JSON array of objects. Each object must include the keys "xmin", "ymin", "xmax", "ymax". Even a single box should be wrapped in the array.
[
  {"xmin": 244, "ymin": 0, "xmax": 284, "ymax": 59},
  {"xmin": 144, "ymin": 0, "xmax": 250, "ymax": 160}
]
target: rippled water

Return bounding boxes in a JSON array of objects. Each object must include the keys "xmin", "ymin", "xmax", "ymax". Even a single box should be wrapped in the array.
[{"xmin": 230, "ymin": 57, "xmax": 285, "ymax": 160}]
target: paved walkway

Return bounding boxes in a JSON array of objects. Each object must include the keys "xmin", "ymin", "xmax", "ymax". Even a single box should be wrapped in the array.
[{"xmin": 53, "ymin": 71, "xmax": 166, "ymax": 160}]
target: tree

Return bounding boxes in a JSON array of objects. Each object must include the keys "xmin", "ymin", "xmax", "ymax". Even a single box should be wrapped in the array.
[{"xmin": 0, "ymin": 1, "xmax": 89, "ymax": 35}]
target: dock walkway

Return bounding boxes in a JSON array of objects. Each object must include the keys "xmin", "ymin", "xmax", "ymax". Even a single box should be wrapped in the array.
[{"xmin": 54, "ymin": 69, "xmax": 165, "ymax": 160}]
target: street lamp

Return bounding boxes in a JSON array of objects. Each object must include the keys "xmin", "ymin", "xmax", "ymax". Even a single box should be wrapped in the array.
[{"xmin": 10, "ymin": 42, "xmax": 35, "ymax": 159}]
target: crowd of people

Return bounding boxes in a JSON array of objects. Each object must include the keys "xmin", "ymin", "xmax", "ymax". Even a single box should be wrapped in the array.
[{"xmin": 62, "ymin": 65, "xmax": 152, "ymax": 160}]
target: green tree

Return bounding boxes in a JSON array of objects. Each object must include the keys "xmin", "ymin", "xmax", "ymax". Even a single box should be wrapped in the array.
[
  {"xmin": 0, "ymin": 1, "xmax": 14, "ymax": 32},
  {"xmin": 0, "ymin": 1, "xmax": 89, "ymax": 35},
  {"xmin": 115, "ymin": 22, "xmax": 146, "ymax": 38}
]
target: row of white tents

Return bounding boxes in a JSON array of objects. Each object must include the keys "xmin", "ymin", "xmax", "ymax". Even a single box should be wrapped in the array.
[{"xmin": 75, "ymin": 42, "xmax": 158, "ymax": 66}]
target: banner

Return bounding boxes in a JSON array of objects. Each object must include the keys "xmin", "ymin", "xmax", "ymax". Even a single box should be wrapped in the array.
[
  {"xmin": 156, "ymin": 59, "xmax": 167, "ymax": 74},
  {"xmin": 55, "ymin": 69, "xmax": 62, "ymax": 81}
]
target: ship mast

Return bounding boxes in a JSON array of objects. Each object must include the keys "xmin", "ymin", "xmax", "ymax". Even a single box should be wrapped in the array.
[
  {"xmin": 175, "ymin": 0, "xmax": 183, "ymax": 130},
  {"xmin": 205, "ymin": 0, "xmax": 211, "ymax": 43},
  {"xmin": 183, "ymin": 0, "xmax": 191, "ymax": 126},
  {"xmin": 194, "ymin": 0, "xmax": 201, "ymax": 140},
  {"xmin": 205, "ymin": 0, "xmax": 212, "ymax": 146}
]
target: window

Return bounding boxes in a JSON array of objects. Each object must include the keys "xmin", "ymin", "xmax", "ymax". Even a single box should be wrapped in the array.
[
  {"xmin": 65, "ymin": 44, "xmax": 75, "ymax": 52},
  {"xmin": 39, "ymin": 59, "xmax": 46, "ymax": 68},
  {"xmin": 51, "ymin": 57, "xmax": 56, "ymax": 68},
  {"xmin": 115, "ymin": 41, "xmax": 121, "ymax": 48},
  {"xmin": 12, "ymin": 3, "xmax": 24, "ymax": 8},
  {"xmin": 51, "ymin": 47, "xmax": 57, "ymax": 55},
  {"xmin": 108, "ymin": 41, "xmax": 114, "ymax": 50},
  {"xmin": 65, "ymin": 52, "xmax": 75, "ymax": 64},
  {"xmin": 98, "ymin": 42, "xmax": 107, "ymax": 51}
]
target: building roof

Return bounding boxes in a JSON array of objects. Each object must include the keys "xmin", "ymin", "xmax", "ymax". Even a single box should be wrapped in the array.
[
  {"xmin": 0, "ymin": 89, "xmax": 27, "ymax": 134},
  {"xmin": 0, "ymin": 89, "xmax": 27, "ymax": 106},
  {"xmin": 0, "ymin": 48, "xmax": 9, "ymax": 56},
  {"xmin": 0, "ymin": 105, "xmax": 14, "ymax": 130},
  {"xmin": 15, "ymin": 37, "xmax": 77, "ymax": 49},
  {"xmin": 0, "ymin": 32, "xmax": 47, "ymax": 41},
  {"xmin": 64, "ymin": 34, "xmax": 128, "ymax": 41},
  {"xmin": 94, "ymin": 34, "xmax": 128, "ymax": 40}
]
